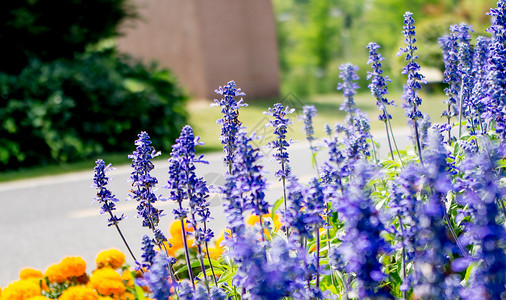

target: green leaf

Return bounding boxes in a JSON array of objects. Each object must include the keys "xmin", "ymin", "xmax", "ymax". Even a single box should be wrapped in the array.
[
  {"xmin": 272, "ymin": 197, "xmax": 284, "ymax": 217},
  {"xmin": 134, "ymin": 284, "xmax": 147, "ymax": 300}
]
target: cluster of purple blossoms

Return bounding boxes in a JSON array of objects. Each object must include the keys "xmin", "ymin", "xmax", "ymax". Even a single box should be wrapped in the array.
[
  {"xmin": 336, "ymin": 161, "xmax": 390, "ymax": 298},
  {"xmin": 484, "ymin": 0, "xmax": 506, "ymax": 139},
  {"xmin": 457, "ymin": 142, "xmax": 506, "ymax": 298},
  {"xmin": 398, "ymin": 12, "xmax": 426, "ymax": 122},
  {"xmin": 439, "ymin": 30, "xmax": 460, "ymax": 126},
  {"xmin": 301, "ymin": 105, "xmax": 317, "ymax": 143},
  {"xmin": 337, "ymin": 63, "xmax": 360, "ymax": 116},
  {"xmin": 212, "ymin": 80, "xmax": 248, "ymax": 172},
  {"xmin": 264, "ymin": 103, "xmax": 295, "ymax": 179},
  {"xmin": 366, "ymin": 42, "xmax": 394, "ymax": 122},
  {"xmin": 128, "ymin": 131, "xmax": 164, "ymax": 231},
  {"xmin": 471, "ymin": 36, "xmax": 490, "ymax": 132},
  {"xmin": 93, "ymin": 159, "xmax": 124, "ymax": 226},
  {"xmin": 143, "ymin": 253, "xmax": 175, "ymax": 300}
]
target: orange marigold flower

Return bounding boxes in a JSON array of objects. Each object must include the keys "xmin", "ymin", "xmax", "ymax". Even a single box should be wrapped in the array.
[
  {"xmin": 120, "ymin": 270, "xmax": 134, "ymax": 288},
  {"xmin": 58, "ymin": 286, "xmax": 99, "ymax": 300},
  {"xmin": 1, "ymin": 280, "xmax": 41, "ymax": 300},
  {"xmin": 89, "ymin": 268, "xmax": 126, "ymax": 297},
  {"xmin": 44, "ymin": 264, "xmax": 66, "ymax": 284},
  {"xmin": 96, "ymin": 249, "xmax": 125, "ymax": 269},
  {"xmin": 247, "ymin": 213, "xmax": 282, "ymax": 230},
  {"xmin": 169, "ymin": 219, "xmax": 193, "ymax": 238},
  {"xmin": 26, "ymin": 296, "xmax": 49, "ymax": 300},
  {"xmin": 19, "ymin": 268, "xmax": 43, "ymax": 280},
  {"xmin": 118, "ymin": 292, "xmax": 135, "ymax": 300},
  {"xmin": 60, "ymin": 257, "xmax": 87, "ymax": 279}
]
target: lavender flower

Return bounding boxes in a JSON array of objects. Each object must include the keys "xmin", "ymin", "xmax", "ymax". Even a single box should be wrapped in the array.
[
  {"xmin": 265, "ymin": 103, "xmax": 295, "ymax": 212},
  {"xmin": 167, "ymin": 125, "xmax": 212, "ymax": 288},
  {"xmin": 439, "ymin": 32, "xmax": 460, "ymax": 136},
  {"xmin": 301, "ymin": 105, "xmax": 320, "ymax": 173},
  {"xmin": 484, "ymin": 0, "xmax": 506, "ymax": 139},
  {"xmin": 264, "ymin": 103, "xmax": 295, "ymax": 179},
  {"xmin": 139, "ymin": 235, "xmax": 156, "ymax": 270},
  {"xmin": 458, "ymin": 142, "xmax": 506, "ymax": 299},
  {"xmin": 412, "ymin": 197, "xmax": 456, "ymax": 299},
  {"xmin": 212, "ymin": 80, "xmax": 247, "ymax": 172},
  {"xmin": 283, "ymin": 171, "xmax": 312, "ymax": 242},
  {"xmin": 337, "ymin": 63, "xmax": 360, "ymax": 115},
  {"xmin": 229, "ymin": 233, "xmax": 306, "ymax": 299},
  {"xmin": 337, "ymin": 161, "xmax": 390, "ymax": 298},
  {"xmin": 93, "ymin": 159, "xmax": 124, "ymax": 226},
  {"xmin": 366, "ymin": 42, "xmax": 394, "ymax": 121},
  {"xmin": 232, "ymin": 132, "xmax": 269, "ymax": 221},
  {"xmin": 93, "ymin": 159, "xmax": 138, "ymax": 263},
  {"xmin": 458, "ymin": 42, "xmax": 476, "ymax": 137},
  {"xmin": 144, "ymin": 253, "xmax": 175, "ymax": 300},
  {"xmin": 471, "ymin": 36, "xmax": 490, "ymax": 132},
  {"xmin": 128, "ymin": 131, "xmax": 164, "ymax": 231},
  {"xmin": 345, "ymin": 112, "xmax": 372, "ymax": 160},
  {"xmin": 398, "ymin": 12, "xmax": 426, "ymax": 162}
]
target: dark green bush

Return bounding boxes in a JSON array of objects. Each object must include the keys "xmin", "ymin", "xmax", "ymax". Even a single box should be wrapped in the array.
[
  {"xmin": 0, "ymin": 0, "xmax": 136, "ymax": 74},
  {"xmin": 0, "ymin": 50, "xmax": 188, "ymax": 170}
]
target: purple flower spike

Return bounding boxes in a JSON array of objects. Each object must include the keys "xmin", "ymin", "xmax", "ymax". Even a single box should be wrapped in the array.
[
  {"xmin": 212, "ymin": 80, "xmax": 248, "ymax": 172},
  {"xmin": 367, "ymin": 42, "xmax": 394, "ymax": 121},
  {"xmin": 337, "ymin": 63, "xmax": 360, "ymax": 115},
  {"xmin": 128, "ymin": 131, "xmax": 164, "ymax": 231},
  {"xmin": 93, "ymin": 159, "xmax": 124, "ymax": 226}
]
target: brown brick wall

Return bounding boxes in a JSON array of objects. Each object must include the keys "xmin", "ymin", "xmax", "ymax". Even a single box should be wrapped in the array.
[{"xmin": 117, "ymin": 0, "xmax": 280, "ymax": 100}]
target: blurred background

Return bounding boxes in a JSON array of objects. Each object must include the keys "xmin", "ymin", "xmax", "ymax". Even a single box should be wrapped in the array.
[{"xmin": 0, "ymin": 0, "xmax": 497, "ymax": 176}]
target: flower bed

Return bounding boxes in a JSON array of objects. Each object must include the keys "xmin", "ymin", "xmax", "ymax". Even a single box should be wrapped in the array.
[{"xmin": 2, "ymin": 0, "xmax": 506, "ymax": 299}]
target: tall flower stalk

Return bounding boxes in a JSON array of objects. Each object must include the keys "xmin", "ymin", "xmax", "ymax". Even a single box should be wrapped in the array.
[
  {"xmin": 484, "ymin": 0, "xmax": 506, "ymax": 140},
  {"xmin": 212, "ymin": 81, "xmax": 247, "ymax": 173},
  {"xmin": 301, "ymin": 105, "xmax": 320, "ymax": 176},
  {"xmin": 366, "ymin": 42, "xmax": 402, "ymax": 163},
  {"xmin": 93, "ymin": 159, "xmax": 137, "ymax": 264},
  {"xmin": 167, "ymin": 125, "xmax": 215, "ymax": 289},
  {"xmin": 398, "ymin": 12, "xmax": 426, "ymax": 163},
  {"xmin": 264, "ymin": 103, "xmax": 294, "ymax": 213}
]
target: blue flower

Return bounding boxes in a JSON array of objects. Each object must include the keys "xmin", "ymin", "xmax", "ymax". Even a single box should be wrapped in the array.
[
  {"xmin": 439, "ymin": 32, "xmax": 460, "ymax": 123},
  {"xmin": 264, "ymin": 103, "xmax": 295, "ymax": 179},
  {"xmin": 229, "ymin": 233, "xmax": 306, "ymax": 299},
  {"xmin": 232, "ymin": 132, "xmax": 269, "ymax": 219},
  {"xmin": 139, "ymin": 235, "xmax": 157, "ymax": 270},
  {"xmin": 471, "ymin": 36, "xmax": 490, "ymax": 133},
  {"xmin": 144, "ymin": 253, "xmax": 175, "ymax": 300},
  {"xmin": 301, "ymin": 105, "xmax": 317, "ymax": 144},
  {"xmin": 366, "ymin": 42, "xmax": 394, "ymax": 122},
  {"xmin": 93, "ymin": 159, "xmax": 124, "ymax": 226},
  {"xmin": 458, "ymin": 141, "xmax": 506, "ymax": 298},
  {"xmin": 337, "ymin": 63, "xmax": 360, "ymax": 115},
  {"xmin": 337, "ymin": 160, "xmax": 390, "ymax": 298},
  {"xmin": 398, "ymin": 12, "xmax": 426, "ymax": 122},
  {"xmin": 212, "ymin": 80, "xmax": 248, "ymax": 172},
  {"xmin": 128, "ymin": 131, "xmax": 164, "ymax": 230},
  {"xmin": 484, "ymin": 0, "xmax": 506, "ymax": 139}
]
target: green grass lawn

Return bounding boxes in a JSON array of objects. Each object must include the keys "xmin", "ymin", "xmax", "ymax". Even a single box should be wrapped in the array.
[
  {"xmin": 0, "ymin": 90, "xmax": 447, "ymax": 183},
  {"xmin": 190, "ymin": 89, "xmax": 448, "ymax": 152}
]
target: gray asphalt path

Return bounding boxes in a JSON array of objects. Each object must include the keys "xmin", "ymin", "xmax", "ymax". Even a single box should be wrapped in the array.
[{"xmin": 0, "ymin": 128, "xmax": 412, "ymax": 286}]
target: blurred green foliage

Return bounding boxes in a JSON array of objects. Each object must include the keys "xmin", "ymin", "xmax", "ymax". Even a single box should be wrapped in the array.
[
  {"xmin": 0, "ymin": 0, "xmax": 188, "ymax": 171},
  {"xmin": 0, "ymin": 0, "xmax": 136, "ymax": 74},
  {"xmin": 274, "ymin": 0, "xmax": 496, "ymax": 95},
  {"xmin": 0, "ymin": 50, "xmax": 187, "ymax": 170}
]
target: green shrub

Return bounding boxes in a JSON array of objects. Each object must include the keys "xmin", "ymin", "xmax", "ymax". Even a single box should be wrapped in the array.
[
  {"xmin": 0, "ymin": 50, "xmax": 187, "ymax": 170},
  {"xmin": 0, "ymin": 0, "xmax": 136, "ymax": 74}
]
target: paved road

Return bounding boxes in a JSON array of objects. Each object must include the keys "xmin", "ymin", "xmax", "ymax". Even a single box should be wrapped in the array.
[{"xmin": 0, "ymin": 128, "xmax": 412, "ymax": 286}]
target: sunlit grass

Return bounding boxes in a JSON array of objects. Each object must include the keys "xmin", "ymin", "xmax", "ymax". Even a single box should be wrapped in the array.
[{"xmin": 190, "ymin": 89, "xmax": 447, "ymax": 152}]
